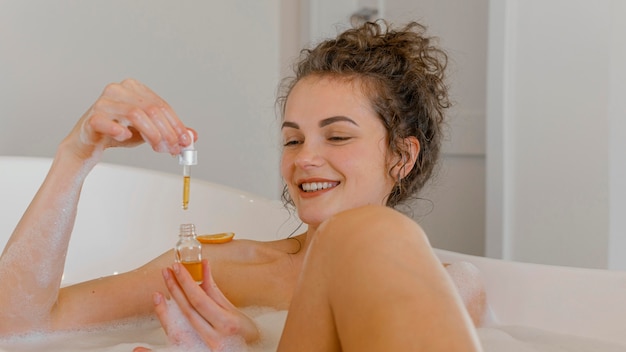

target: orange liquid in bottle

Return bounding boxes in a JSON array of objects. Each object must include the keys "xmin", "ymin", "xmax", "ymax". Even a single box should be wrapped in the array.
[{"xmin": 182, "ymin": 260, "xmax": 203, "ymax": 284}]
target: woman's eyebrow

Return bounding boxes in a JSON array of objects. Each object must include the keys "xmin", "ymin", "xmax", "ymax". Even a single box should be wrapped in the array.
[
  {"xmin": 281, "ymin": 116, "xmax": 359, "ymax": 130},
  {"xmin": 319, "ymin": 116, "xmax": 359, "ymax": 127},
  {"xmin": 281, "ymin": 121, "xmax": 299, "ymax": 130}
]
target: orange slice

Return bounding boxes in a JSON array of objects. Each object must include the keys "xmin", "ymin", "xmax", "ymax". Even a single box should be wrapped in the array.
[{"xmin": 197, "ymin": 232, "xmax": 235, "ymax": 244}]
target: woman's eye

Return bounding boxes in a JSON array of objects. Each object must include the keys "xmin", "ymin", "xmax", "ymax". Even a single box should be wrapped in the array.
[
  {"xmin": 283, "ymin": 139, "xmax": 301, "ymax": 147},
  {"xmin": 328, "ymin": 136, "xmax": 351, "ymax": 142}
]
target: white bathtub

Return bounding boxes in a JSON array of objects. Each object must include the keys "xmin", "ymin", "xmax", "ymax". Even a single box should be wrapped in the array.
[{"xmin": 2, "ymin": 156, "xmax": 626, "ymax": 351}]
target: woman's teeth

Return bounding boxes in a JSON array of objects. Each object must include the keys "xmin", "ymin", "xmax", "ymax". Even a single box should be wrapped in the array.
[{"xmin": 301, "ymin": 182, "xmax": 337, "ymax": 192}]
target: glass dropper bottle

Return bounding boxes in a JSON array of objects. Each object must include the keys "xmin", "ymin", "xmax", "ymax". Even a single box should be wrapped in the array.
[{"xmin": 175, "ymin": 223, "xmax": 203, "ymax": 284}]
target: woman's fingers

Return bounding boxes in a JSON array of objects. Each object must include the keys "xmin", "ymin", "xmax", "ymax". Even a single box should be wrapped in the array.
[
  {"xmin": 172, "ymin": 261, "xmax": 237, "ymax": 330},
  {"xmin": 118, "ymin": 79, "xmax": 189, "ymax": 151},
  {"xmin": 161, "ymin": 265, "xmax": 231, "ymax": 350},
  {"xmin": 171, "ymin": 261, "xmax": 260, "ymax": 343},
  {"xmin": 126, "ymin": 106, "xmax": 172, "ymax": 153},
  {"xmin": 79, "ymin": 79, "xmax": 192, "ymax": 155},
  {"xmin": 152, "ymin": 291, "xmax": 174, "ymax": 337},
  {"xmin": 156, "ymin": 261, "xmax": 260, "ymax": 348},
  {"xmin": 89, "ymin": 93, "xmax": 173, "ymax": 151},
  {"xmin": 83, "ymin": 109, "xmax": 133, "ymax": 144},
  {"xmin": 170, "ymin": 263, "xmax": 225, "ymax": 325},
  {"xmin": 121, "ymin": 80, "xmax": 188, "ymax": 138},
  {"xmin": 162, "ymin": 266, "xmax": 220, "ymax": 340}
]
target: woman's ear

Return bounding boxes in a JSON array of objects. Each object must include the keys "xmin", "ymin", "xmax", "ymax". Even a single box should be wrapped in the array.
[{"xmin": 394, "ymin": 136, "xmax": 420, "ymax": 180}]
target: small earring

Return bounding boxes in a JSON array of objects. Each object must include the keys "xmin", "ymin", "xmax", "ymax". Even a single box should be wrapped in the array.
[{"xmin": 395, "ymin": 156, "xmax": 406, "ymax": 181}]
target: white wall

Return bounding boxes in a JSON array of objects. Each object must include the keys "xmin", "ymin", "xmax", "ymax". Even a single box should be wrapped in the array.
[
  {"xmin": 487, "ymin": 0, "xmax": 626, "ymax": 269},
  {"xmin": 607, "ymin": 0, "xmax": 626, "ymax": 270},
  {"xmin": 0, "ymin": 1, "xmax": 281, "ymax": 200}
]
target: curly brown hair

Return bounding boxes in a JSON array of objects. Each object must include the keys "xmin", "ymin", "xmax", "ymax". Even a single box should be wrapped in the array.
[{"xmin": 278, "ymin": 20, "xmax": 450, "ymax": 208}]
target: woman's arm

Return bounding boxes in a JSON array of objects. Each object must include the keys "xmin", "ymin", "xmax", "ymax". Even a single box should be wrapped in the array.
[
  {"xmin": 50, "ymin": 250, "xmax": 174, "ymax": 329},
  {"xmin": 0, "ymin": 79, "xmax": 191, "ymax": 334},
  {"xmin": 0, "ymin": 147, "xmax": 92, "ymax": 332}
]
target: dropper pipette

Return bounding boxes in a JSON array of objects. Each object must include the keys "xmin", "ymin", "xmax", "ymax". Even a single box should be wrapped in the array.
[{"xmin": 178, "ymin": 131, "xmax": 197, "ymax": 210}]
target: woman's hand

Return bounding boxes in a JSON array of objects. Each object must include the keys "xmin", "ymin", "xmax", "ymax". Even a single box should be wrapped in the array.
[
  {"xmin": 63, "ymin": 78, "xmax": 193, "ymax": 162},
  {"xmin": 142, "ymin": 260, "xmax": 260, "ymax": 351}
]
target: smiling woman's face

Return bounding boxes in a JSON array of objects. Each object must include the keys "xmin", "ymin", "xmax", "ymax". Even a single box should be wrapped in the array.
[{"xmin": 280, "ymin": 75, "xmax": 396, "ymax": 228}]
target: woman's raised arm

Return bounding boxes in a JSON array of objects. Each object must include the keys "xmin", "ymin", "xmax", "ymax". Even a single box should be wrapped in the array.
[{"xmin": 0, "ymin": 79, "xmax": 192, "ymax": 333}]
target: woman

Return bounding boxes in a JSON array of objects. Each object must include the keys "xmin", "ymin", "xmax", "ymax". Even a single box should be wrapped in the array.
[{"xmin": 0, "ymin": 21, "xmax": 484, "ymax": 351}]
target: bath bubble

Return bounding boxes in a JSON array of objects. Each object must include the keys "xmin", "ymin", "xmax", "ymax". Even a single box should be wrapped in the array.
[
  {"xmin": 0, "ymin": 316, "xmax": 165, "ymax": 352},
  {"xmin": 154, "ymin": 298, "xmax": 251, "ymax": 352},
  {"xmin": 159, "ymin": 298, "xmax": 207, "ymax": 350},
  {"xmin": 0, "ymin": 307, "xmax": 289, "ymax": 352},
  {"xmin": 445, "ymin": 261, "xmax": 489, "ymax": 326},
  {"xmin": 150, "ymin": 304, "xmax": 289, "ymax": 352}
]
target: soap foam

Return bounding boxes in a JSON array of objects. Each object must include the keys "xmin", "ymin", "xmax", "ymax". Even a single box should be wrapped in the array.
[
  {"xmin": 153, "ymin": 300, "xmax": 289, "ymax": 352},
  {"xmin": 3, "ymin": 308, "xmax": 625, "ymax": 352},
  {"xmin": 155, "ymin": 298, "xmax": 248, "ymax": 351},
  {"xmin": 0, "ymin": 307, "xmax": 288, "ymax": 352}
]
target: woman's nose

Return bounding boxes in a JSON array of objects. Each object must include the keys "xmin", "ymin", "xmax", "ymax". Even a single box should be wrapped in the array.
[{"xmin": 294, "ymin": 142, "xmax": 323, "ymax": 169}]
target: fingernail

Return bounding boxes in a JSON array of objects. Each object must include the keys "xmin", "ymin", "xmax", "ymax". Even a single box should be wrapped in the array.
[
  {"xmin": 153, "ymin": 292, "xmax": 162, "ymax": 305},
  {"xmin": 162, "ymin": 267, "xmax": 170, "ymax": 280},
  {"xmin": 172, "ymin": 263, "xmax": 180, "ymax": 274},
  {"xmin": 180, "ymin": 131, "xmax": 190, "ymax": 145}
]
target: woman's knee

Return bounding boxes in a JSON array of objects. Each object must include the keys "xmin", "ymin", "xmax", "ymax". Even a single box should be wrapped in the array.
[
  {"xmin": 307, "ymin": 205, "xmax": 434, "ymax": 274},
  {"xmin": 315, "ymin": 205, "xmax": 427, "ymax": 247}
]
